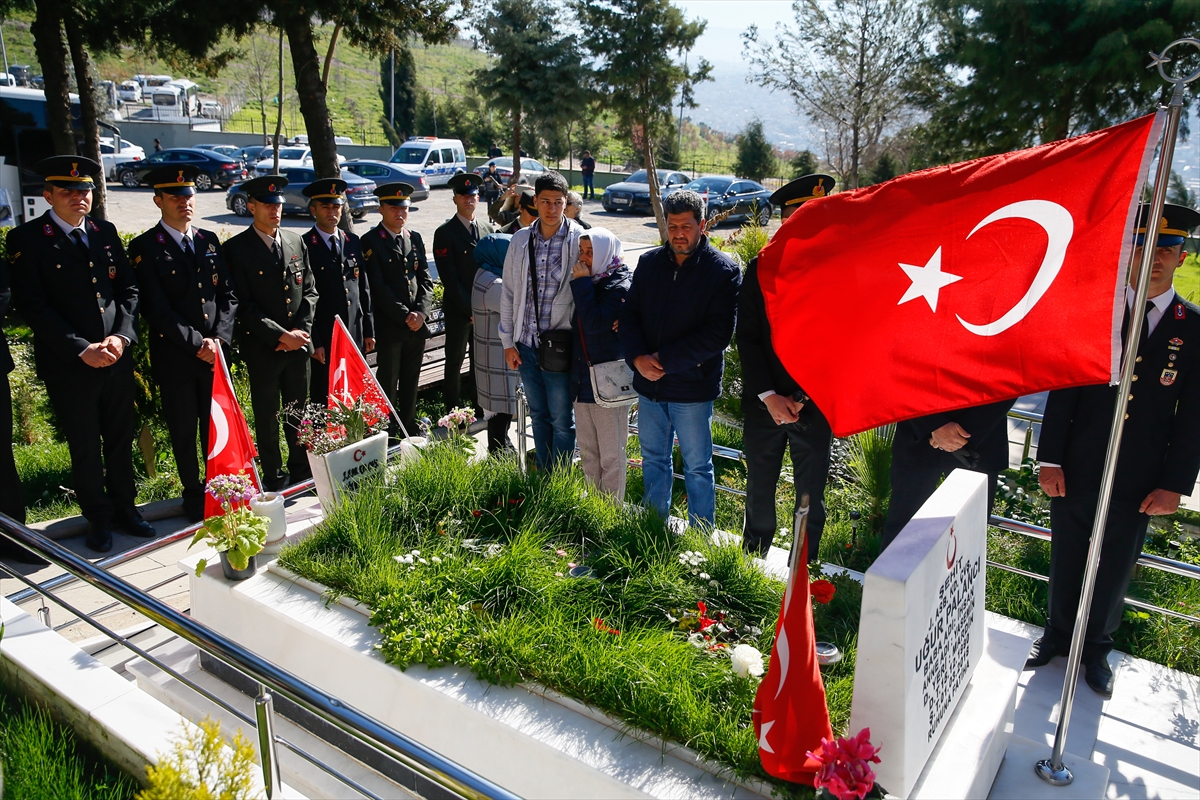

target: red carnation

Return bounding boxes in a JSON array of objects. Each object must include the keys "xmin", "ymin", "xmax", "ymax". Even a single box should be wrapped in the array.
[{"xmin": 811, "ymin": 579, "xmax": 836, "ymax": 604}]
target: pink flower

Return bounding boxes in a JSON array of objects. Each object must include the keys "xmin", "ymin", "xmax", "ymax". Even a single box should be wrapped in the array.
[
  {"xmin": 556, "ymin": 549, "xmax": 568, "ymax": 558},
  {"xmin": 806, "ymin": 728, "xmax": 881, "ymax": 800}
]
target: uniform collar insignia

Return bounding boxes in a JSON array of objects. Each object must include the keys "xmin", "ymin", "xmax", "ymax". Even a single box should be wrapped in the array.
[{"xmin": 43, "ymin": 223, "xmax": 53, "ymax": 236}]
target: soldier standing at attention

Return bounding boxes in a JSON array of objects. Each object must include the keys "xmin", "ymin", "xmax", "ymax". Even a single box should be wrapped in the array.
[
  {"xmin": 302, "ymin": 179, "xmax": 373, "ymax": 406},
  {"xmin": 7, "ymin": 156, "xmax": 154, "ymax": 553},
  {"xmin": 225, "ymin": 175, "xmax": 318, "ymax": 491},
  {"xmin": 433, "ymin": 172, "xmax": 493, "ymax": 410},
  {"xmin": 129, "ymin": 165, "xmax": 238, "ymax": 521},
  {"xmin": 362, "ymin": 182, "xmax": 433, "ymax": 438}
]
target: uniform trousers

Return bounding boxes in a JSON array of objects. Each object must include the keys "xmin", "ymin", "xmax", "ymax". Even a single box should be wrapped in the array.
[
  {"xmin": 375, "ymin": 336, "xmax": 424, "ymax": 438},
  {"xmin": 442, "ymin": 313, "xmax": 473, "ymax": 410},
  {"xmin": 0, "ymin": 376, "xmax": 26, "ymax": 523},
  {"xmin": 741, "ymin": 398, "xmax": 832, "ymax": 561},
  {"xmin": 881, "ymin": 440, "xmax": 1000, "ymax": 550},
  {"xmin": 246, "ymin": 350, "xmax": 311, "ymax": 489},
  {"xmin": 1045, "ymin": 493, "xmax": 1150, "ymax": 660},
  {"xmin": 44, "ymin": 358, "xmax": 137, "ymax": 526},
  {"xmin": 158, "ymin": 367, "xmax": 213, "ymax": 510},
  {"xmin": 574, "ymin": 401, "xmax": 629, "ymax": 500}
]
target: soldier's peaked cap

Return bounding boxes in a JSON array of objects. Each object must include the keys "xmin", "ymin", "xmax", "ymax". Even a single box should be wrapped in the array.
[
  {"xmin": 242, "ymin": 175, "xmax": 288, "ymax": 204},
  {"xmin": 37, "ymin": 156, "xmax": 100, "ymax": 190},
  {"xmin": 145, "ymin": 165, "xmax": 199, "ymax": 196},
  {"xmin": 303, "ymin": 178, "xmax": 347, "ymax": 204},
  {"xmin": 769, "ymin": 173, "xmax": 835, "ymax": 208},
  {"xmin": 1134, "ymin": 203, "xmax": 1200, "ymax": 247}
]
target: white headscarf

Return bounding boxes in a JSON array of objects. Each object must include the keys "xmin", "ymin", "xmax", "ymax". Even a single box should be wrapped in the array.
[{"xmin": 582, "ymin": 227, "xmax": 623, "ymax": 279}]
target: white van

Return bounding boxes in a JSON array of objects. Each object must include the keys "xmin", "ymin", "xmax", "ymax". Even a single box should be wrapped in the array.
[{"xmin": 388, "ymin": 137, "xmax": 466, "ymax": 187}]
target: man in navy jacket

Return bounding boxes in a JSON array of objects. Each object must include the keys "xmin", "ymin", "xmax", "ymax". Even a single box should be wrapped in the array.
[{"xmin": 620, "ymin": 190, "xmax": 741, "ymax": 528}]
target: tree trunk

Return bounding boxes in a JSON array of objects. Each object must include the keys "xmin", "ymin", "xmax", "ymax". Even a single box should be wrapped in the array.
[
  {"xmin": 321, "ymin": 23, "xmax": 342, "ymax": 90},
  {"xmin": 63, "ymin": 7, "xmax": 105, "ymax": 220},
  {"xmin": 511, "ymin": 108, "xmax": 522, "ymax": 185},
  {"xmin": 282, "ymin": 12, "xmax": 339, "ymax": 180},
  {"xmin": 641, "ymin": 124, "xmax": 667, "ymax": 243},
  {"xmin": 30, "ymin": 0, "xmax": 75, "ymax": 156}
]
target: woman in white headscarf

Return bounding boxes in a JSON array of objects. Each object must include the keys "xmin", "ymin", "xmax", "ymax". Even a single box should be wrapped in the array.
[{"xmin": 568, "ymin": 227, "xmax": 632, "ymax": 500}]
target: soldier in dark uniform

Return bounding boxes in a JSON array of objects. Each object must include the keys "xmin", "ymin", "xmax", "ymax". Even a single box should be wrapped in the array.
[
  {"xmin": 1028, "ymin": 203, "xmax": 1200, "ymax": 697},
  {"xmin": 362, "ymin": 182, "xmax": 433, "ymax": 437},
  {"xmin": 302, "ymin": 178, "xmax": 374, "ymax": 406},
  {"xmin": 739, "ymin": 174, "xmax": 836, "ymax": 563},
  {"xmin": 7, "ymin": 156, "xmax": 154, "ymax": 552},
  {"xmin": 224, "ymin": 175, "xmax": 318, "ymax": 491},
  {"xmin": 432, "ymin": 172, "xmax": 493, "ymax": 410},
  {"xmin": 129, "ymin": 165, "xmax": 238, "ymax": 522}
]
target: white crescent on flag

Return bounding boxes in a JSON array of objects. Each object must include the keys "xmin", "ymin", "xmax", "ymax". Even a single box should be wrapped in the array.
[{"xmin": 208, "ymin": 398, "xmax": 229, "ymax": 460}]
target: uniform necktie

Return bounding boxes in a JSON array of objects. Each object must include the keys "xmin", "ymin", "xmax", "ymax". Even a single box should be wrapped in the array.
[
  {"xmin": 182, "ymin": 234, "xmax": 194, "ymax": 259},
  {"xmin": 71, "ymin": 229, "xmax": 89, "ymax": 261},
  {"xmin": 1121, "ymin": 301, "xmax": 1154, "ymax": 350},
  {"xmin": 470, "ymin": 222, "xmax": 478, "ymax": 243},
  {"xmin": 330, "ymin": 236, "xmax": 340, "ymax": 262},
  {"xmin": 273, "ymin": 240, "xmax": 283, "ymax": 269}
]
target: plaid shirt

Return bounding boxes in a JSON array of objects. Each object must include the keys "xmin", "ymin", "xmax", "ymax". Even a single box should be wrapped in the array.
[{"xmin": 519, "ymin": 220, "xmax": 568, "ymax": 348}]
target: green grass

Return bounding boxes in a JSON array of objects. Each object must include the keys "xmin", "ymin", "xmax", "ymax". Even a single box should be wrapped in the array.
[
  {"xmin": 0, "ymin": 684, "xmax": 138, "ymax": 800},
  {"xmin": 279, "ymin": 444, "xmax": 859, "ymax": 787},
  {"xmin": 1177, "ymin": 253, "xmax": 1199, "ymax": 303}
]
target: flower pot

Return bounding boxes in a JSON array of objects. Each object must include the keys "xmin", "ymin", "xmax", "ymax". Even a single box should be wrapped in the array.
[
  {"xmin": 219, "ymin": 552, "xmax": 257, "ymax": 581},
  {"xmin": 308, "ymin": 432, "xmax": 389, "ymax": 510},
  {"xmin": 399, "ymin": 435, "xmax": 429, "ymax": 465},
  {"xmin": 251, "ymin": 492, "xmax": 288, "ymax": 555}
]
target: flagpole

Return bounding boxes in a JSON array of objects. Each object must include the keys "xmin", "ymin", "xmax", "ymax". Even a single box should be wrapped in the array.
[
  {"xmin": 790, "ymin": 493, "xmax": 810, "ymax": 573},
  {"xmin": 1036, "ymin": 38, "xmax": 1200, "ymax": 786}
]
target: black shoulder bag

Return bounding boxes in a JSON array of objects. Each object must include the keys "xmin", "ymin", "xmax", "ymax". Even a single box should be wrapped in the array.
[{"xmin": 528, "ymin": 232, "xmax": 572, "ymax": 372}]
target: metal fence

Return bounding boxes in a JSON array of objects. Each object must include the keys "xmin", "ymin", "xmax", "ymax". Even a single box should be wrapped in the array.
[{"xmin": 218, "ymin": 115, "xmax": 394, "ymax": 148}]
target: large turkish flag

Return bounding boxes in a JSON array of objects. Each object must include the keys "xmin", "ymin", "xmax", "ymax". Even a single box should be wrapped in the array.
[
  {"xmin": 758, "ymin": 113, "xmax": 1162, "ymax": 437},
  {"xmin": 328, "ymin": 316, "xmax": 395, "ymax": 425}
]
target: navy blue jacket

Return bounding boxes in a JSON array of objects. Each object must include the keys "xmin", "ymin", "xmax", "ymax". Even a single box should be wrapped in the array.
[
  {"xmin": 619, "ymin": 237, "xmax": 741, "ymax": 403},
  {"xmin": 570, "ymin": 265, "xmax": 632, "ymax": 403}
]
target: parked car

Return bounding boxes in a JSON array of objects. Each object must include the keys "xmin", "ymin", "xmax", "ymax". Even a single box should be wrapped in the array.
[
  {"xmin": 237, "ymin": 145, "xmax": 274, "ymax": 168},
  {"xmin": 673, "ymin": 176, "xmax": 774, "ymax": 226},
  {"xmin": 388, "ymin": 137, "xmax": 466, "ymax": 187},
  {"xmin": 116, "ymin": 80, "xmax": 142, "ymax": 102},
  {"xmin": 341, "ymin": 160, "xmax": 430, "ymax": 202},
  {"xmin": 99, "ymin": 137, "xmax": 146, "ymax": 179},
  {"xmin": 118, "ymin": 148, "xmax": 247, "ymax": 190},
  {"xmin": 199, "ymin": 100, "xmax": 224, "ymax": 119},
  {"xmin": 601, "ymin": 169, "xmax": 690, "ymax": 214},
  {"xmin": 226, "ymin": 166, "xmax": 378, "ymax": 219},
  {"xmin": 471, "ymin": 156, "xmax": 548, "ymax": 185},
  {"xmin": 253, "ymin": 147, "xmax": 345, "ymax": 176}
]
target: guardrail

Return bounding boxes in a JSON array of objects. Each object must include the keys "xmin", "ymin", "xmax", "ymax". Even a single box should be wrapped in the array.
[{"xmin": 0, "ymin": 458, "xmax": 519, "ymax": 800}]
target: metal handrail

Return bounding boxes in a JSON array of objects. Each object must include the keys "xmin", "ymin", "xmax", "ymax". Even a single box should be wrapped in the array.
[{"xmin": 0, "ymin": 512, "xmax": 519, "ymax": 800}]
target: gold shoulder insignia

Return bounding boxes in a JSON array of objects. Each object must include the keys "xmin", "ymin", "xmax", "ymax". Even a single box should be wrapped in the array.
[
  {"xmin": 8, "ymin": 251, "xmax": 20, "ymax": 263},
  {"xmin": 364, "ymin": 248, "xmax": 373, "ymax": 259},
  {"xmin": 134, "ymin": 255, "xmax": 142, "ymax": 266}
]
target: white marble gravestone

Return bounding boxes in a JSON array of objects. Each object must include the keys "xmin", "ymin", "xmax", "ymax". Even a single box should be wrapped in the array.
[{"xmin": 849, "ymin": 469, "xmax": 988, "ymax": 798}]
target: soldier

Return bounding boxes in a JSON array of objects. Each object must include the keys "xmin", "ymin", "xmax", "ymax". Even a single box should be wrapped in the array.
[
  {"xmin": 224, "ymin": 175, "xmax": 318, "ymax": 491},
  {"xmin": 433, "ymin": 172, "xmax": 493, "ymax": 410},
  {"xmin": 739, "ymin": 174, "xmax": 836, "ymax": 562},
  {"xmin": 1029, "ymin": 203, "xmax": 1200, "ymax": 697},
  {"xmin": 129, "ymin": 165, "xmax": 238, "ymax": 521},
  {"xmin": 362, "ymin": 182, "xmax": 433, "ymax": 438},
  {"xmin": 301, "ymin": 178, "xmax": 374, "ymax": 406},
  {"xmin": 7, "ymin": 156, "xmax": 154, "ymax": 553}
]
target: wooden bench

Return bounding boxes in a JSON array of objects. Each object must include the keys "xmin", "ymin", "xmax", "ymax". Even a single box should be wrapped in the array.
[{"xmin": 363, "ymin": 309, "xmax": 469, "ymax": 390}]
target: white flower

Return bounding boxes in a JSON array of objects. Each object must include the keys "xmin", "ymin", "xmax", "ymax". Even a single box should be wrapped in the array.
[
  {"xmin": 708, "ymin": 579, "xmax": 720, "ymax": 588},
  {"xmin": 699, "ymin": 572, "xmax": 710, "ymax": 580},
  {"xmin": 460, "ymin": 539, "xmax": 481, "ymax": 551},
  {"xmin": 730, "ymin": 644, "xmax": 765, "ymax": 679},
  {"xmin": 419, "ymin": 558, "xmax": 429, "ymax": 565},
  {"xmin": 485, "ymin": 543, "xmax": 503, "ymax": 558},
  {"xmin": 431, "ymin": 556, "xmax": 442, "ymax": 564},
  {"xmin": 394, "ymin": 554, "xmax": 414, "ymax": 565},
  {"xmin": 411, "ymin": 549, "xmax": 421, "ymax": 556}
]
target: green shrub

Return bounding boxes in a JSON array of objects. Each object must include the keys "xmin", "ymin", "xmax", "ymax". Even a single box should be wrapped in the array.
[{"xmin": 137, "ymin": 718, "xmax": 260, "ymax": 800}]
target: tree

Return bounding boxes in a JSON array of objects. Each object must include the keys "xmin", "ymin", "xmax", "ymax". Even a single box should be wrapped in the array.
[
  {"xmin": 242, "ymin": 28, "xmax": 278, "ymax": 145},
  {"xmin": 28, "ymin": 0, "xmax": 75, "ymax": 155},
  {"xmin": 63, "ymin": 5, "xmax": 107, "ymax": 219},
  {"xmin": 915, "ymin": 0, "xmax": 1200, "ymax": 160},
  {"xmin": 474, "ymin": 0, "xmax": 582, "ymax": 183},
  {"xmin": 735, "ymin": 119, "xmax": 775, "ymax": 182},
  {"xmin": 578, "ymin": 0, "xmax": 712, "ymax": 241},
  {"xmin": 743, "ymin": 0, "xmax": 928, "ymax": 189},
  {"xmin": 789, "ymin": 148, "xmax": 818, "ymax": 179},
  {"xmin": 1168, "ymin": 171, "xmax": 1198, "ymax": 209},
  {"xmin": 867, "ymin": 152, "xmax": 898, "ymax": 185}
]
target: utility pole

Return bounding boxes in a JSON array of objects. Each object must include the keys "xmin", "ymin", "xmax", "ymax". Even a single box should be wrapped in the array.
[
  {"xmin": 389, "ymin": 48, "xmax": 394, "ymax": 127},
  {"xmin": 677, "ymin": 55, "xmax": 686, "ymax": 166}
]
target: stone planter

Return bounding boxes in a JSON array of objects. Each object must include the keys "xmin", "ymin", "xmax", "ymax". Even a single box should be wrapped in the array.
[
  {"xmin": 307, "ymin": 432, "xmax": 388, "ymax": 511},
  {"xmin": 251, "ymin": 492, "xmax": 288, "ymax": 556},
  {"xmin": 219, "ymin": 552, "xmax": 257, "ymax": 581},
  {"xmin": 398, "ymin": 435, "xmax": 429, "ymax": 465}
]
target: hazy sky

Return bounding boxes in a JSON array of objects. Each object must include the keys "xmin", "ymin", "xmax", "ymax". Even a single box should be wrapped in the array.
[{"xmin": 672, "ymin": 0, "xmax": 796, "ymax": 66}]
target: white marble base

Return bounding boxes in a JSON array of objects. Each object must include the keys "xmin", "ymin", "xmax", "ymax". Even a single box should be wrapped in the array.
[{"xmin": 988, "ymin": 735, "xmax": 1110, "ymax": 799}]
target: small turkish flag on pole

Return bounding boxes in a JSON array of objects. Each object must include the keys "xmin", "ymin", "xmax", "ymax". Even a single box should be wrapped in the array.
[
  {"xmin": 204, "ymin": 346, "xmax": 260, "ymax": 518},
  {"xmin": 328, "ymin": 316, "xmax": 405, "ymax": 436},
  {"xmin": 759, "ymin": 113, "xmax": 1163, "ymax": 437},
  {"xmin": 753, "ymin": 496, "xmax": 832, "ymax": 783}
]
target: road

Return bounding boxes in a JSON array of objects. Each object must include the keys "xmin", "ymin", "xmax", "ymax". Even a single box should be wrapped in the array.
[{"xmin": 101, "ymin": 182, "xmax": 780, "ymax": 248}]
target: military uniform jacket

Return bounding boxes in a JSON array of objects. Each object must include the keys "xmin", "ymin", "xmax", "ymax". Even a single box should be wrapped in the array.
[
  {"xmin": 361, "ymin": 223, "xmax": 433, "ymax": 342},
  {"xmin": 305, "ymin": 227, "xmax": 372, "ymax": 351},
  {"xmin": 7, "ymin": 212, "xmax": 137, "ymax": 384},
  {"xmin": 1040, "ymin": 294, "xmax": 1200, "ymax": 502},
  {"xmin": 738, "ymin": 257, "xmax": 801, "ymax": 401},
  {"xmin": 225, "ymin": 226, "xmax": 318, "ymax": 360},
  {"xmin": 432, "ymin": 215, "xmax": 493, "ymax": 322},
  {"xmin": 130, "ymin": 223, "xmax": 237, "ymax": 379}
]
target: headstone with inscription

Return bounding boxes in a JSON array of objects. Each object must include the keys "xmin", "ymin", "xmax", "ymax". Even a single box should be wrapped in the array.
[{"xmin": 849, "ymin": 469, "xmax": 988, "ymax": 798}]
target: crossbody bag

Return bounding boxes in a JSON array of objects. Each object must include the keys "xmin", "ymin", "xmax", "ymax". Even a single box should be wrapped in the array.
[
  {"xmin": 578, "ymin": 322, "xmax": 636, "ymax": 408},
  {"xmin": 528, "ymin": 231, "xmax": 572, "ymax": 372}
]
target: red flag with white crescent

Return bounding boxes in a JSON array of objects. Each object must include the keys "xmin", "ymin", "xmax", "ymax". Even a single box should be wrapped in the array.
[
  {"xmin": 752, "ymin": 507, "xmax": 832, "ymax": 783},
  {"xmin": 328, "ymin": 315, "xmax": 396, "ymax": 422},
  {"xmin": 204, "ymin": 346, "xmax": 259, "ymax": 517},
  {"xmin": 758, "ymin": 113, "xmax": 1162, "ymax": 437}
]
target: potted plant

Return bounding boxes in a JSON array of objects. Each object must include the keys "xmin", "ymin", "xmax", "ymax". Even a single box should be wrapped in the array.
[
  {"xmin": 189, "ymin": 472, "xmax": 269, "ymax": 580},
  {"xmin": 293, "ymin": 394, "xmax": 390, "ymax": 509},
  {"xmin": 437, "ymin": 406, "xmax": 477, "ymax": 456}
]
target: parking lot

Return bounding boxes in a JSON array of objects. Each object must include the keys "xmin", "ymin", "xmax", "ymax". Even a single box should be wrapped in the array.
[{"xmin": 101, "ymin": 180, "xmax": 781, "ymax": 247}]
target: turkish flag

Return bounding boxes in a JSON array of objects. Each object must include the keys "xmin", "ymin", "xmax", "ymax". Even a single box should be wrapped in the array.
[
  {"xmin": 753, "ymin": 504, "xmax": 832, "ymax": 782},
  {"xmin": 203, "ymin": 346, "xmax": 260, "ymax": 518},
  {"xmin": 328, "ymin": 316, "xmax": 395, "ymax": 426},
  {"xmin": 759, "ymin": 113, "xmax": 1162, "ymax": 437}
]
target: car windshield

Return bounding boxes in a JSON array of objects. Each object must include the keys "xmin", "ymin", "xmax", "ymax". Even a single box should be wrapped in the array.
[
  {"xmin": 487, "ymin": 158, "xmax": 513, "ymax": 168},
  {"xmin": 626, "ymin": 170, "xmax": 649, "ymax": 183},
  {"xmin": 390, "ymin": 146, "xmax": 429, "ymax": 165},
  {"xmin": 278, "ymin": 148, "xmax": 307, "ymax": 160},
  {"xmin": 684, "ymin": 177, "xmax": 733, "ymax": 194}
]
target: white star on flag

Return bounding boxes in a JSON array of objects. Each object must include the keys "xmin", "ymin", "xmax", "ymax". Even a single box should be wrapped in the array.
[
  {"xmin": 758, "ymin": 719, "xmax": 775, "ymax": 754},
  {"xmin": 897, "ymin": 246, "xmax": 962, "ymax": 313}
]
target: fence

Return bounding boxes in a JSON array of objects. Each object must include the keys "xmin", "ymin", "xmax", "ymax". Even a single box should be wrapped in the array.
[{"xmin": 218, "ymin": 114, "xmax": 394, "ymax": 148}]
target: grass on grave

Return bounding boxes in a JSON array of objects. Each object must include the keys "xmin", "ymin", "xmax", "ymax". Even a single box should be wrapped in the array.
[{"xmin": 279, "ymin": 443, "xmax": 861, "ymax": 786}]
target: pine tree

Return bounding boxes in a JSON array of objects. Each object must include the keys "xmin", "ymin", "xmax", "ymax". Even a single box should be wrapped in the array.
[{"xmin": 735, "ymin": 119, "xmax": 775, "ymax": 182}]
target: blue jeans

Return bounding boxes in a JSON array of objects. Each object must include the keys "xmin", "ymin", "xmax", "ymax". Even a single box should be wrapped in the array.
[
  {"xmin": 637, "ymin": 397, "xmax": 715, "ymax": 529},
  {"xmin": 517, "ymin": 343, "xmax": 575, "ymax": 470},
  {"xmin": 582, "ymin": 174, "xmax": 594, "ymax": 198}
]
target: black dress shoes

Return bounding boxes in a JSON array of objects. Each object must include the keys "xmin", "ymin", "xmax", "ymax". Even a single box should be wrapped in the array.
[
  {"xmin": 1084, "ymin": 657, "xmax": 1115, "ymax": 698},
  {"xmin": 116, "ymin": 510, "xmax": 156, "ymax": 539},
  {"xmin": 85, "ymin": 523, "xmax": 114, "ymax": 553},
  {"xmin": 1025, "ymin": 637, "xmax": 1067, "ymax": 668},
  {"xmin": 182, "ymin": 497, "xmax": 206, "ymax": 523}
]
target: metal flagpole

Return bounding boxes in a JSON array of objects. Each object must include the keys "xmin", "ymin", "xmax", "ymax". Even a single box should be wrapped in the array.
[{"xmin": 1035, "ymin": 37, "xmax": 1200, "ymax": 786}]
